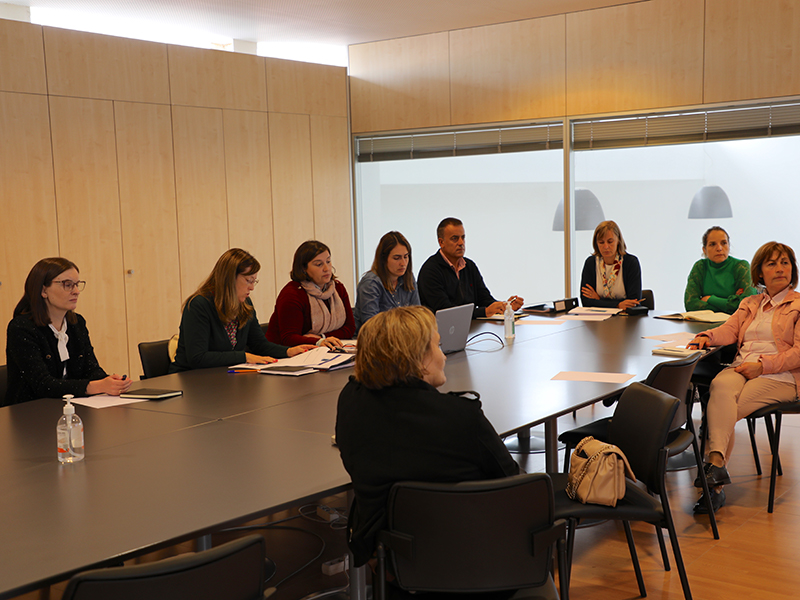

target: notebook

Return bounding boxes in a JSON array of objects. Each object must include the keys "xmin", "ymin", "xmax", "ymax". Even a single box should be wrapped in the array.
[
  {"xmin": 435, "ymin": 303, "xmax": 474, "ymax": 355},
  {"xmin": 120, "ymin": 388, "xmax": 183, "ymax": 400}
]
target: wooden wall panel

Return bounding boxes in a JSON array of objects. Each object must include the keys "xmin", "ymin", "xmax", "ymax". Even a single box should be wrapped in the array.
[
  {"xmin": 114, "ymin": 102, "xmax": 182, "ymax": 376},
  {"xmin": 565, "ymin": 0, "xmax": 704, "ymax": 115},
  {"xmin": 172, "ymin": 106, "xmax": 231, "ymax": 300},
  {"xmin": 0, "ymin": 92, "xmax": 59, "ymax": 356},
  {"xmin": 450, "ymin": 16, "xmax": 566, "ymax": 124},
  {"xmin": 310, "ymin": 115, "xmax": 354, "ymax": 295},
  {"xmin": 705, "ymin": 0, "xmax": 800, "ymax": 103},
  {"xmin": 223, "ymin": 110, "xmax": 277, "ymax": 318},
  {"xmin": 43, "ymin": 28, "xmax": 170, "ymax": 104},
  {"xmin": 49, "ymin": 96, "xmax": 129, "ymax": 375},
  {"xmin": 349, "ymin": 33, "xmax": 451, "ymax": 133},
  {"xmin": 265, "ymin": 58, "xmax": 347, "ymax": 117},
  {"xmin": 268, "ymin": 113, "xmax": 314, "ymax": 284},
  {"xmin": 168, "ymin": 45, "xmax": 268, "ymax": 111},
  {"xmin": 0, "ymin": 19, "xmax": 46, "ymax": 94}
]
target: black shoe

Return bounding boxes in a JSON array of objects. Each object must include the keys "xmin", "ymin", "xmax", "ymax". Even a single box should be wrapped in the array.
[
  {"xmin": 694, "ymin": 487, "xmax": 726, "ymax": 514},
  {"xmin": 694, "ymin": 462, "xmax": 732, "ymax": 487}
]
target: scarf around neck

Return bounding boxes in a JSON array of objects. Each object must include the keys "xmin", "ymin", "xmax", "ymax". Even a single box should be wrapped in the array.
[
  {"xmin": 597, "ymin": 254, "xmax": 623, "ymax": 298},
  {"xmin": 300, "ymin": 280, "xmax": 346, "ymax": 336}
]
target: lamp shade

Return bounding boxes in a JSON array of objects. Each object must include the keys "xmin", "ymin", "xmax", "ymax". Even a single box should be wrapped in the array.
[
  {"xmin": 552, "ymin": 188, "xmax": 605, "ymax": 231},
  {"xmin": 688, "ymin": 185, "xmax": 732, "ymax": 219}
]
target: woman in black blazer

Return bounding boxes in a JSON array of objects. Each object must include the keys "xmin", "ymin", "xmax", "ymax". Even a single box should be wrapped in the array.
[
  {"xmin": 580, "ymin": 220, "xmax": 642, "ymax": 309},
  {"xmin": 171, "ymin": 248, "xmax": 313, "ymax": 372},
  {"xmin": 5, "ymin": 257, "xmax": 131, "ymax": 406}
]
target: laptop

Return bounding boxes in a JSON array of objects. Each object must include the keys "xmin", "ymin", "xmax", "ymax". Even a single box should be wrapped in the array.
[{"xmin": 435, "ymin": 303, "xmax": 474, "ymax": 355}]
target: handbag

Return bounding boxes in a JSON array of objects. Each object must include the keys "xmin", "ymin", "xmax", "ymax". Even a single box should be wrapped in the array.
[{"xmin": 566, "ymin": 436, "xmax": 636, "ymax": 507}]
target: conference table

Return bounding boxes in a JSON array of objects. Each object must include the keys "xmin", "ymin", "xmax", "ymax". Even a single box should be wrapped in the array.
[{"xmin": 0, "ymin": 311, "xmax": 716, "ymax": 599}]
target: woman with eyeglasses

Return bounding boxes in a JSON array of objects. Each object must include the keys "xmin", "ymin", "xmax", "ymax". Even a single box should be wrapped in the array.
[
  {"xmin": 266, "ymin": 240, "xmax": 355, "ymax": 349},
  {"xmin": 4, "ymin": 257, "xmax": 132, "ymax": 406},
  {"xmin": 171, "ymin": 248, "xmax": 313, "ymax": 372}
]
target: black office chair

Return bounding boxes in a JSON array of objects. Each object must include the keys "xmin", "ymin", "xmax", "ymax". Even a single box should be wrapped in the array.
[
  {"xmin": 641, "ymin": 289, "xmax": 655, "ymax": 310},
  {"xmin": 138, "ymin": 339, "xmax": 171, "ymax": 379},
  {"xmin": 375, "ymin": 473, "xmax": 568, "ymax": 600},
  {"xmin": 743, "ymin": 400, "xmax": 800, "ymax": 513},
  {"xmin": 61, "ymin": 534, "xmax": 266, "ymax": 600},
  {"xmin": 260, "ymin": 322, "xmax": 269, "ymax": 337},
  {"xmin": 551, "ymin": 383, "xmax": 692, "ymax": 600},
  {"xmin": 0, "ymin": 364, "xmax": 7, "ymax": 407}
]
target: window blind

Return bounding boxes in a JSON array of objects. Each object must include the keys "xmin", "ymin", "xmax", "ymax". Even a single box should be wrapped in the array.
[
  {"xmin": 355, "ymin": 122, "xmax": 563, "ymax": 162},
  {"xmin": 572, "ymin": 101, "xmax": 800, "ymax": 150}
]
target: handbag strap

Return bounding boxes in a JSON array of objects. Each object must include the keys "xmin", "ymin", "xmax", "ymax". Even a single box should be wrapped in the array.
[{"xmin": 566, "ymin": 442, "xmax": 608, "ymax": 500}]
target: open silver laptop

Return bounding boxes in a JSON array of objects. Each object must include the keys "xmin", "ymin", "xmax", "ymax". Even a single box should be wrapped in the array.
[{"xmin": 435, "ymin": 303, "xmax": 474, "ymax": 354}]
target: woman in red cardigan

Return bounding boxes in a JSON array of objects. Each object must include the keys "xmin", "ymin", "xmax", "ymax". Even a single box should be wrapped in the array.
[{"xmin": 267, "ymin": 240, "xmax": 355, "ymax": 349}]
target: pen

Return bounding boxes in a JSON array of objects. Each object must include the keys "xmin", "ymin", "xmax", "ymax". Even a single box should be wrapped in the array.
[{"xmin": 227, "ymin": 369, "xmax": 260, "ymax": 374}]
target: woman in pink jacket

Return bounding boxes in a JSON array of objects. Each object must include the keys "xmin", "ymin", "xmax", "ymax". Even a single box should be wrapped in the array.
[{"xmin": 688, "ymin": 241, "xmax": 800, "ymax": 514}]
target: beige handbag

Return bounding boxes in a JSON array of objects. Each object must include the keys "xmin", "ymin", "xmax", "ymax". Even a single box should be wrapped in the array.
[{"xmin": 566, "ymin": 436, "xmax": 636, "ymax": 507}]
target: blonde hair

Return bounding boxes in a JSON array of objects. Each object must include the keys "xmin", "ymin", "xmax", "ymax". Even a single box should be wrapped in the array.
[
  {"xmin": 751, "ymin": 242, "xmax": 798, "ymax": 289},
  {"xmin": 355, "ymin": 306, "xmax": 437, "ymax": 390},
  {"xmin": 592, "ymin": 220, "xmax": 627, "ymax": 257},
  {"xmin": 185, "ymin": 248, "xmax": 260, "ymax": 328}
]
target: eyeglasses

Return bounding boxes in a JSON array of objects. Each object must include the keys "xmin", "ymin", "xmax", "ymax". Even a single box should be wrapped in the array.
[
  {"xmin": 51, "ymin": 280, "xmax": 86, "ymax": 292},
  {"xmin": 243, "ymin": 276, "xmax": 259, "ymax": 286}
]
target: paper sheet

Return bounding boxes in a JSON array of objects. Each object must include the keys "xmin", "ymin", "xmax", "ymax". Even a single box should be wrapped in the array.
[
  {"xmin": 552, "ymin": 371, "xmax": 636, "ymax": 384},
  {"xmin": 568, "ymin": 307, "xmax": 622, "ymax": 315},
  {"xmin": 643, "ymin": 331, "xmax": 696, "ymax": 343},
  {"xmin": 70, "ymin": 395, "xmax": 149, "ymax": 409},
  {"xmin": 516, "ymin": 319, "xmax": 566, "ymax": 325},
  {"xmin": 561, "ymin": 314, "xmax": 614, "ymax": 321}
]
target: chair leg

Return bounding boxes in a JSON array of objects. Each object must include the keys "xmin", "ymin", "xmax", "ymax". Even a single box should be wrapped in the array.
[
  {"xmin": 660, "ymin": 488, "xmax": 693, "ymax": 600},
  {"xmin": 565, "ymin": 518, "xmax": 578, "ymax": 588},
  {"xmin": 768, "ymin": 413, "xmax": 784, "ymax": 513},
  {"xmin": 556, "ymin": 536, "xmax": 570, "ymax": 600},
  {"xmin": 563, "ymin": 443, "xmax": 574, "ymax": 473},
  {"xmin": 763, "ymin": 414, "xmax": 783, "ymax": 476},
  {"xmin": 747, "ymin": 416, "xmax": 762, "ymax": 475},
  {"xmin": 622, "ymin": 521, "xmax": 647, "ymax": 598},
  {"xmin": 654, "ymin": 524, "xmax": 670, "ymax": 571},
  {"xmin": 375, "ymin": 543, "xmax": 386, "ymax": 600}
]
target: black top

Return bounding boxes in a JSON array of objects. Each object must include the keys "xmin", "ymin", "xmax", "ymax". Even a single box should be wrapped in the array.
[
  {"xmin": 5, "ymin": 313, "xmax": 107, "ymax": 406},
  {"xmin": 335, "ymin": 376, "xmax": 520, "ymax": 566},
  {"xmin": 170, "ymin": 295, "xmax": 289, "ymax": 372},
  {"xmin": 579, "ymin": 253, "xmax": 642, "ymax": 308},
  {"xmin": 418, "ymin": 251, "xmax": 497, "ymax": 319}
]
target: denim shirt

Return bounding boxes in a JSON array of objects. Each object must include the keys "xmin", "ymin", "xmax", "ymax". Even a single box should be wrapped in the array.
[{"xmin": 353, "ymin": 271, "xmax": 420, "ymax": 333}]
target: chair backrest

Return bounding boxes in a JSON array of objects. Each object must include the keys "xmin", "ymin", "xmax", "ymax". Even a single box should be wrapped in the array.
[
  {"xmin": 260, "ymin": 322, "xmax": 269, "ymax": 337},
  {"xmin": 382, "ymin": 473, "xmax": 559, "ymax": 593},
  {"xmin": 0, "ymin": 364, "xmax": 7, "ymax": 406},
  {"xmin": 608, "ymin": 382, "xmax": 680, "ymax": 492},
  {"xmin": 641, "ymin": 289, "xmax": 655, "ymax": 310},
  {"xmin": 644, "ymin": 352, "xmax": 703, "ymax": 430},
  {"xmin": 61, "ymin": 534, "xmax": 265, "ymax": 600},
  {"xmin": 138, "ymin": 339, "xmax": 171, "ymax": 380}
]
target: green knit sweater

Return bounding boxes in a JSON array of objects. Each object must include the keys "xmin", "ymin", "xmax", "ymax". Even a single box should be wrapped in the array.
[{"xmin": 684, "ymin": 256, "xmax": 757, "ymax": 314}]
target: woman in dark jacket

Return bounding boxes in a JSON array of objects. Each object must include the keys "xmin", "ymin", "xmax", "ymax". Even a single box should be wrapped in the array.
[
  {"xmin": 335, "ymin": 305, "xmax": 519, "ymax": 567},
  {"xmin": 5, "ymin": 257, "xmax": 131, "ymax": 406}
]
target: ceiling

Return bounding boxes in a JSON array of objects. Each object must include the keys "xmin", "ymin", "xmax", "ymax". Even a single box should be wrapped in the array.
[{"xmin": 5, "ymin": 0, "xmax": 645, "ymax": 48}]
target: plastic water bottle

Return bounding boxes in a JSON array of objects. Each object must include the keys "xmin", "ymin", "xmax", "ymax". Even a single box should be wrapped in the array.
[
  {"xmin": 57, "ymin": 395, "xmax": 85, "ymax": 463},
  {"xmin": 504, "ymin": 302, "xmax": 516, "ymax": 340}
]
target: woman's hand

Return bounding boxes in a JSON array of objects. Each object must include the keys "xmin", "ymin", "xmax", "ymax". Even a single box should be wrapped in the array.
[
  {"xmin": 687, "ymin": 335, "xmax": 709, "ymax": 350},
  {"xmin": 581, "ymin": 284, "xmax": 600, "ymax": 300},
  {"xmin": 287, "ymin": 344, "xmax": 316, "ymax": 357},
  {"xmin": 318, "ymin": 336, "xmax": 343, "ymax": 349},
  {"xmin": 245, "ymin": 352, "xmax": 277, "ymax": 364},
  {"xmin": 87, "ymin": 374, "xmax": 133, "ymax": 396},
  {"xmin": 617, "ymin": 298, "xmax": 641, "ymax": 310},
  {"xmin": 735, "ymin": 361, "xmax": 764, "ymax": 379}
]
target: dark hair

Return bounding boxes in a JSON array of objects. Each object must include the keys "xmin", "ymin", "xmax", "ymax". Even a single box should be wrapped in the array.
[
  {"xmin": 290, "ymin": 240, "xmax": 335, "ymax": 283},
  {"xmin": 370, "ymin": 231, "xmax": 415, "ymax": 292},
  {"xmin": 591, "ymin": 220, "xmax": 627, "ymax": 257},
  {"xmin": 14, "ymin": 257, "xmax": 80, "ymax": 327},
  {"xmin": 186, "ymin": 248, "xmax": 260, "ymax": 327},
  {"xmin": 702, "ymin": 226, "xmax": 729, "ymax": 248},
  {"xmin": 436, "ymin": 217, "xmax": 463, "ymax": 241},
  {"xmin": 751, "ymin": 242, "xmax": 798, "ymax": 290}
]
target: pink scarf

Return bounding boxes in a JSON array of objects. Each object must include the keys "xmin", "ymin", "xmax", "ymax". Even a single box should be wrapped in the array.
[{"xmin": 300, "ymin": 281, "xmax": 347, "ymax": 336}]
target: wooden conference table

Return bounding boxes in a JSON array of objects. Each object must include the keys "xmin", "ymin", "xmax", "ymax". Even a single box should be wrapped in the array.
[{"xmin": 0, "ymin": 311, "xmax": 714, "ymax": 599}]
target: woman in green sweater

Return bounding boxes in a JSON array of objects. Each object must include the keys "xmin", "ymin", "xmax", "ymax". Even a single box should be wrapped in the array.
[{"xmin": 684, "ymin": 226, "xmax": 757, "ymax": 314}]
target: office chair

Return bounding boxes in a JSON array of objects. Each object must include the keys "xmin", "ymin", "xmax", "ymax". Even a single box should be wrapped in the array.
[
  {"xmin": 138, "ymin": 339, "xmax": 171, "ymax": 379},
  {"xmin": 260, "ymin": 322, "xmax": 269, "ymax": 337},
  {"xmin": 551, "ymin": 383, "xmax": 693, "ymax": 600},
  {"xmin": 558, "ymin": 353, "xmax": 717, "ymax": 539},
  {"xmin": 641, "ymin": 289, "xmax": 655, "ymax": 310},
  {"xmin": 0, "ymin": 364, "xmax": 7, "ymax": 407},
  {"xmin": 376, "ymin": 473, "xmax": 568, "ymax": 600},
  {"xmin": 61, "ymin": 534, "xmax": 266, "ymax": 600}
]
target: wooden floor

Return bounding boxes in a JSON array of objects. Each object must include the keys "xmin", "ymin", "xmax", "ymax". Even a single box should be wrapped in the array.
[{"xmin": 11, "ymin": 404, "xmax": 800, "ymax": 600}]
